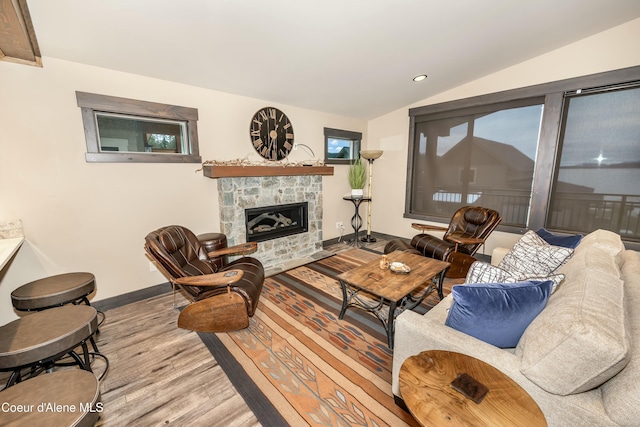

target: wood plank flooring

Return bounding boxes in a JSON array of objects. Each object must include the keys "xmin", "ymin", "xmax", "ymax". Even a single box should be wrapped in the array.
[
  {"xmin": 93, "ymin": 291, "xmax": 260, "ymax": 427},
  {"xmin": 0, "ymin": 234, "xmax": 405, "ymax": 426}
]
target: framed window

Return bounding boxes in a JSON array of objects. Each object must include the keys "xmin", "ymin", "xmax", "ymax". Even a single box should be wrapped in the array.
[
  {"xmin": 408, "ymin": 98, "xmax": 544, "ymax": 228},
  {"xmin": 406, "ymin": 65, "xmax": 640, "ymax": 248},
  {"xmin": 76, "ymin": 91, "xmax": 201, "ymax": 163},
  {"xmin": 324, "ymin": 127, "xmax": 361, "ymax": 164},
  {"xmin": 547, "ymin": 83, "xmax": 640, "ymax": 239}
]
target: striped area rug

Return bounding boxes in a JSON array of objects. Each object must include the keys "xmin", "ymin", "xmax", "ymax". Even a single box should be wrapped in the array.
[{"xmin": 216, "ymin": 249, "xmax": 448, "ymax": 427}]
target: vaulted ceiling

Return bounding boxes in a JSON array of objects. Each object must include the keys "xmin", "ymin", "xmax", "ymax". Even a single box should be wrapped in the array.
[{"xmin": 14, "ymin": 0, "xmax": 640, "ymax": 119}]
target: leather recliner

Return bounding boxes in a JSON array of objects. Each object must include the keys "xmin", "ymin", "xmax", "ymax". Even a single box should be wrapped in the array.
[
  {"xmin": 144, "ymin": 225, "xmax": 264, "ymax": 333},
  {"xmin": 385, "ymin": 206, "xmax": 501, "ymax": 280}
]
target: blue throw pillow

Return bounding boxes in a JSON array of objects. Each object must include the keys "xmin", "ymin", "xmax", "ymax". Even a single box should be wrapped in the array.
[
  {"xmin": 535, "ymin": 228, "xmax": 582, "ymax": 249},
  {"xmin": 445, "ymin": 280, "xmax": 553, "ymax": 348}
]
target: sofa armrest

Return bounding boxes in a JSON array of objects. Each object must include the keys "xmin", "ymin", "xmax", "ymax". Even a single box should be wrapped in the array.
[
  {"xmin": 392, "ymin": 308, "xmax": 519, "ymax": 398},
  {"xmin": 491, "ymin": 247, "xmax": 510, "ymax": 266}
]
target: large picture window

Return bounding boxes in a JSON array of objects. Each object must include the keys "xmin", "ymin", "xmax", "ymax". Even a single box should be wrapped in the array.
[
  {"xmin": 406, "ymin": 66, "xmax": 640, "ymax": 247},
  {"xmin": 409, "ymin": 99, "xmax": 543, "ymax": 228},
  {"xmin": 548, "ymin": 84, "xmax": 640, "ymax": 238}
]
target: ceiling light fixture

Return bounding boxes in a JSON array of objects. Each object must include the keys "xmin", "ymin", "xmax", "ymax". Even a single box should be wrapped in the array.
[{"xmin": 413, "ymin": 74, "xmax": 427, "ymax": 82}]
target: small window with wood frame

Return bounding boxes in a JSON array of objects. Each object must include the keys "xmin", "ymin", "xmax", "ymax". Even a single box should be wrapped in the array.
[
  {"xmin": 324, "ymin": 127, "xmax": 362, "ymax": 165},
  {"xmin": 76, "ymin": 91, "xmax": 201, "ymax": 163}
]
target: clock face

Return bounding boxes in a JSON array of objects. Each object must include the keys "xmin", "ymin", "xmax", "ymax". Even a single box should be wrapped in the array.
[{"xmin": 250, "ymin": 107, "xmax": 294, "ymax": 161}]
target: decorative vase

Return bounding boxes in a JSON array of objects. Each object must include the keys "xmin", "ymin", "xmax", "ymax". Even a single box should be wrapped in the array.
[{"xmin": 351, "ymin": 189, "xmax": 364, "ymax": 197}]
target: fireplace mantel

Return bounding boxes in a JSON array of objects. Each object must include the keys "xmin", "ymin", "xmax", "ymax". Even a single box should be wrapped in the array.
[{"xmin": 203, "ymin": 164, "xmax": 334, "ymax": 178}]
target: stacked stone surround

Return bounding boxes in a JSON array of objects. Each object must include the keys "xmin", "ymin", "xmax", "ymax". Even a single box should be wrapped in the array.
[{"xmin": 217, "ymin": 175, "xmax": 323, "ymax": 269}]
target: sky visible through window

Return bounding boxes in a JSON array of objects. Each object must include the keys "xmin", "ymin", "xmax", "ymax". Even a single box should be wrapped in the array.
[
  {"xmin": 327, "ymin": 137, "xmax": 352, "ymax": 157},
  {"xmin": 434, "ymin": 105, "xmax": 543, "ymax": 160}
]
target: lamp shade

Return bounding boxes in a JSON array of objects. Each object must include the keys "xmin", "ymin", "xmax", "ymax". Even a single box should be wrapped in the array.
[{"xmin": 360, "ymin": 150, "xmax": 383, "ymax": 160}]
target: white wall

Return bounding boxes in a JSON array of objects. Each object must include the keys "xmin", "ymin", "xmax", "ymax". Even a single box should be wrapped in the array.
[
  {"xmin": 0, "ymin": 58, "xmax": 364, "ymax": 324},
  {"xmin": 366, "ymin": 18, "xmax": 640, "ymax": 255},
  {"xmin": 2, "ymin": 18, "xmax": 638, "ymax": 326}
]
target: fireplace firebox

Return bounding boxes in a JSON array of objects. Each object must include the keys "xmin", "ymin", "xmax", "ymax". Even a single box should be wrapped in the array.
[{"xmin": 245, "ymin": 202, "xmax": 308, "ymax": 243}]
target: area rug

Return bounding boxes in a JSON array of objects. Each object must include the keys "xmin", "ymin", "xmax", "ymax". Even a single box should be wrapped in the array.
[{"xmin": 212, "ymin": 248, "xmax": 449, "ymax": 427}]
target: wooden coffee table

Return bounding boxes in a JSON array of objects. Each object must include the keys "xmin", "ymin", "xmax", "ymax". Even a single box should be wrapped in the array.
[
  {"xmin": 399, "ymin": 350, "xmax": 547, "ymax": 427},
  {"xmin": 337, "ymin": 250, "xmax": 449, "ymax": 348}
]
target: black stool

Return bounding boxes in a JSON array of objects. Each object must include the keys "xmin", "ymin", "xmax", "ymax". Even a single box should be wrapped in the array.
[
  {"xmin": 0, "ymin": 369, "xmax": 101, "ymax": 426},
  {"xmin": 11, "ymin": 272, "xmax": 105, "ymax": 351},
  {"xmin": 198, "ymin": 232, "xmax": 228, "ymax": 269},
  {"xmin": 11, "ymin": 272, "xmax": 97, "ymax": 311},
  {"xmin": 0, "ymin": 305, "xmax": 108, "ymax": 389}
]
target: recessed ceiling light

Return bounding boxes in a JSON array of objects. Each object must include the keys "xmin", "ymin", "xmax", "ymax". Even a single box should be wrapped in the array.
[{"xmin": 413, "ymin": 74, "xmax": 427, "ymax": 82}]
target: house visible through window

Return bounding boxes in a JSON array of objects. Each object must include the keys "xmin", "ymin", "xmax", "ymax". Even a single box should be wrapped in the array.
[
  {"xmin": 409, "ymin": 99, "xmax": 543, "ymax": 228},
  {"xmin": 77, "ymin": 92, "xmax": 201, "ymax": 163},
  {"xmin": 324, "ymin": 127, "xmax": 361, "ymax": 164},
  {"xmin": 406, "ymin": 66, "xmax": 640, "ymax": 247}
]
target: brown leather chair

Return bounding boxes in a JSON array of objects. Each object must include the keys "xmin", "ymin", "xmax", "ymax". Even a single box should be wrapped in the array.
[
  {"xmin": 385, "ymin": 206, "xmax": 501, "ymax": 280},
  {"xmin": 144, "ymin": 225, "xmax": 264, "ymax": 333}
]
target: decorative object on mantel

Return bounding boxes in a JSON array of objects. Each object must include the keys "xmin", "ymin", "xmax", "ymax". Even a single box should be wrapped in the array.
[
  {"xmin": 198, "ymin": 158, "xmax": 334, "ymax": 178},
  {"xmin": 359, "ymin": 150, "xmax": 383, "ymax": 243},
  {"xmin": 348, "ymin": 157, "xmax": 367, "ymax": 197},
  {"xmin": 249, "ymin": 107, "xmax": 295, "ymax": 161}
]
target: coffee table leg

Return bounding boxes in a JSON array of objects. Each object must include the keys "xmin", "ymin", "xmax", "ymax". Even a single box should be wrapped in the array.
[
  {"xmin": 437, "ymin": 269, "xmax": 447, "ymax": 300},
  {"xmin": 339, "ymin": 280, "xmax": 349, "ymax": 319},
  {"xmin": 387, "ymin": 301, "xmax": 397, "ymax": 349}
]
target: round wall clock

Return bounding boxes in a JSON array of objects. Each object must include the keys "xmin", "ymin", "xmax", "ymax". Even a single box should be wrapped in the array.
[{"xmin": 250, "ymin": 107, "xmax": 294, "ymax": 161}]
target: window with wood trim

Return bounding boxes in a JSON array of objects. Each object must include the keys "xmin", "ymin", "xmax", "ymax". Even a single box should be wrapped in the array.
[
  {"xmin": 406, "ymin": 66, "xmax": 640, "ymax": 248},
  {"xmin": 324, "ymin": 127, "xmax": 361, "ymax": 165},
  {"xmin": 76, "ymin": 92, "xmax": 201, "ymax": 163}
]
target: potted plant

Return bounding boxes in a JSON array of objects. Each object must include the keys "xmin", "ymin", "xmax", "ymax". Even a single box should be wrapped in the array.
[{"xmin": 348, "ymin": 157, "xmax": 367, "ymax": 197}]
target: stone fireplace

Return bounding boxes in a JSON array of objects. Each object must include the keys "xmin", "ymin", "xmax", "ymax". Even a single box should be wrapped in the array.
[{"xmin": 217, "ymin": 174, "xmax": 323, "ymax": 269}]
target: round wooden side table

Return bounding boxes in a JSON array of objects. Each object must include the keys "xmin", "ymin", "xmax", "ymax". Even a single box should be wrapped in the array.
[{"xmin": 399, "ymin": 350, "xmax": 546, "ymax": 427}]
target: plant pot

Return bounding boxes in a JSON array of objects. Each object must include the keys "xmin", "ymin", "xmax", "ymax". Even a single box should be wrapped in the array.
[{"xmin": 351, "ymin": 189, "xmax": 364, "ymax": 197}]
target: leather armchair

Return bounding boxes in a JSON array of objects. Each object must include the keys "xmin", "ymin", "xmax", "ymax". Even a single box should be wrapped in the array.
[
  {"xmin": 144, "ymin": 225, "xmax": 264, "ymax": 333},
  {"xmin": 385, "ymin": 206, "xmax": 501, "ymax": 279}
]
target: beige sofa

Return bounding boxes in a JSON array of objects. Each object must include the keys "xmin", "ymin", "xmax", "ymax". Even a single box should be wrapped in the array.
[{"xmin": 392, "ymin": 229, "xmax": 640, "ymax": 426}]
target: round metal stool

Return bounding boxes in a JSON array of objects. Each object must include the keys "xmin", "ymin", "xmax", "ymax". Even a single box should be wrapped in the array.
[
  {"xmin": 11, "ymin": 272, "xmax": 96, "ymax": 311},
  {"xmin": 0, "ymin": 369, "xmax": 101, "ymax": 426},
  {"xmin": 11, "ymin": 272, "xmax": 105, "ymax": 351},
  {"xmin": 0, "ymin": 305, "xmax": 108, "ymax": 389}
]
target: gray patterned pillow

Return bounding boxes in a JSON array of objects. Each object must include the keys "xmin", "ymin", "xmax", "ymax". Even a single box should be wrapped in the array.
[
  {"xmin": 498, "ymin": 231, "xmax": 573, "ymax": 277},
  {"xmin": 466, "ymin": 261, "xmax": 565, "ymax": 293},
  {"xmin": 465, "ymin": 261, "xmax": 511, "ymax": 283}
]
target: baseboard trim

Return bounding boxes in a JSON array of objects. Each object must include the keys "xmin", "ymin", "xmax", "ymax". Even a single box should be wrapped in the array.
[{"xmin": 92, "ymin": 282, "xmax": 171, "ymax": 312}]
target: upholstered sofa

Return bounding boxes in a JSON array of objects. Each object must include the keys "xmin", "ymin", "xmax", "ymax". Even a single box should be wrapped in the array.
[{"xmin": 392, "ymin": 229, "xmax": 640, "ymax": 426}]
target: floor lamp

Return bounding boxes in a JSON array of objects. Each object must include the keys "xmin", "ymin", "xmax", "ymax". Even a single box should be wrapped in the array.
[{"xmin": 359, "ymin": 150, "xmax": 383, "ymax": 243}]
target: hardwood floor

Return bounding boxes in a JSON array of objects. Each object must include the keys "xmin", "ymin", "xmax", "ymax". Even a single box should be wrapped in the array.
[
  {"xmin": 93, "ymin": 291, "xmax": 260, "ymax": 427},
  {"xmin": 0, "ymin": 233, "xmax": 404, "ymax": 426}
]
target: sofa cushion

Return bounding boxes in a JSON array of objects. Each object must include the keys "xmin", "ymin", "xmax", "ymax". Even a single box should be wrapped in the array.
[
  {"xmin": 466, "ymin": 261, "xmax": 565, "ymax": 293},
  {"xmin": 517, "ymin": 241, "xmax": 631, "ymax": 395},
  {"xmin": 498, "ymin": 231, "xmax": 573, "ymax": 278},
  {"xmin": 600, "ymin": 250, "xmax": 640, "ymax": 426},
  {"xmin": 445, "ymin": 280, "xmax": 553, "ymax": 348},
  {"xmin": 535, "ymin": 228, "xmax": 582, "ymax": 249},
  {"xmin": 573, "ymin": 229, "xmax": 626, "ymax": 268}
]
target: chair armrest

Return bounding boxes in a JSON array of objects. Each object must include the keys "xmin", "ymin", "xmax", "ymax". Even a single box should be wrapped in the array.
[
  {"xmin": 446, "ymin": 235, "xmax": 486, "ymax": 246},
  {"xmin": 208, "ymin": 242, "xmax": 257, "ymax": 258},
  {"xmin": 174, "ymin": 270, "xmax": 244, "ymax": 287},
  {"xmin": 411, "ymin": 223, "xmax": 448, "ymax": 233}
]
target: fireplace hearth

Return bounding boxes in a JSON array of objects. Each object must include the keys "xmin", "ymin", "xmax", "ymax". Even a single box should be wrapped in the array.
[{"xmin": 245, "ymin": 202, "xmax": 308, "ymax": 243}]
